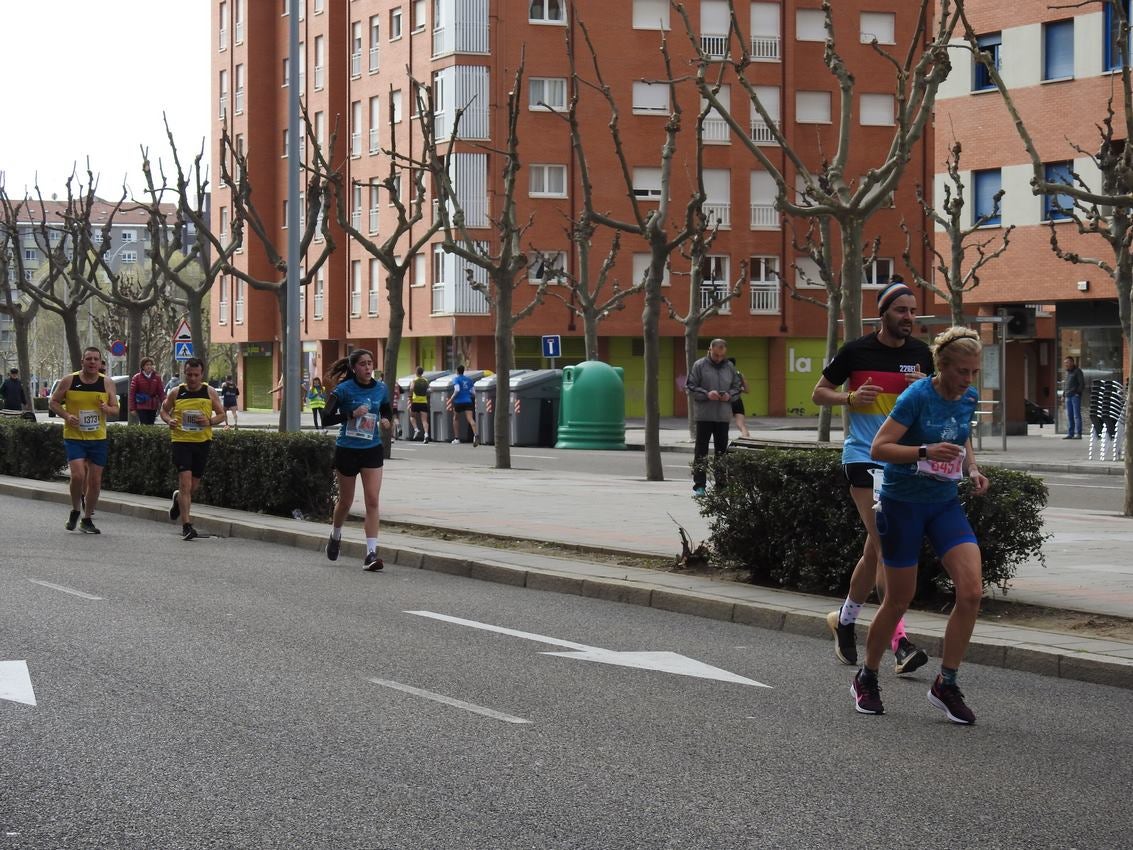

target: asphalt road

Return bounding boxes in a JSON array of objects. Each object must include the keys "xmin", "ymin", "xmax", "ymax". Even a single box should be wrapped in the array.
[{"xmin": 2, "ymin": 496, "xmax": 1131, "ymax": 849}]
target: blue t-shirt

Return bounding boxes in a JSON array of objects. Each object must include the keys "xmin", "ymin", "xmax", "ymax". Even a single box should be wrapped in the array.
[
  {"xmin": 880, "ymin": 376, "xmax": 979, "ymax": 504},
  {"xmin": 451, "ymin": 374, "xmax": 475, "ymax": 405},
  {"xmin": 331, "ymin": 377, "xmax": 390, "ymax": 450}
]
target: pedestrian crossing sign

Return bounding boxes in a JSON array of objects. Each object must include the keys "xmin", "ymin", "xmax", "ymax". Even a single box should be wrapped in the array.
[{"xmin": 174, "ymin": 342, "xmax": 194, "ymax": 361}]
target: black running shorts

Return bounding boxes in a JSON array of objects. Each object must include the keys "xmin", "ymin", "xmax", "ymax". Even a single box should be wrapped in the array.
[{"xmin": 334, "ymin": 444, "xmax": 385, "ymax": 476}]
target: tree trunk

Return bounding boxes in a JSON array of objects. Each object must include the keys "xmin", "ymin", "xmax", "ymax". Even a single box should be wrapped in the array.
[
  {"xmin": 642, "ymin": 247, "xmax": 664, "ymax": 481},
  {"xmin": 817, "ymin": 286, "xmax": 842, "ymax": 443},
  {"xmin": 15, "ymin": 315, "xmax": 33, "ymax": 411},
  {"xmin": 62, "ymin": 311, "xmax": 82, "ymax": 371},
  {"xmin": 188, "ymin": 291, "xmax": 208, "ymax": 365},
  {"xmin": 839, "ymin": 222, "xmax": 865, "ymax": 343},
  {"xmin": 383, "ymin": 270, "xmax": 407, "ymax": 458},
  {"xmin": 492, "ymin": 270, "xmax": 513, "ymax": 470},
  {"xmin": 584, "ymin": 314, "xmax": 599, "ymax": 362},
  {"xmin": 126, "ymin": 305, "xmax": 145, "ymax": 424},
  {"xmin": 950, "ymin": 241, "xmax": 966, "ymax": 326},
  {"xmin": 685, "ymin": 322, "xmax": 699, "ymax": 440}
]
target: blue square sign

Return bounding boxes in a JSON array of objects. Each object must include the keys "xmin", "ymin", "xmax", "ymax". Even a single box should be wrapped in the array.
[{"xmin": 541, "ymin": 335, "xmax": 561, "ymax": 359}]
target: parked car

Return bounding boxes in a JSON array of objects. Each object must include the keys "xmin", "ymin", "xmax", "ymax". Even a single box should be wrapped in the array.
[{"xmin": 46, "ymin": 375, "xmax": 130, "ymax": 422}]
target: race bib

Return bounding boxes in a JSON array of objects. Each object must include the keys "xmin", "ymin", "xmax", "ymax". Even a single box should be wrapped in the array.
[
  {"xmin": 345, "ymin": 412, "xmax": 377, "ymax": 440},
  {"xmin": 916, "ymin": 448, "xmax": 966, "ymax": 482},
  {"xmin": 79, "ymin": 409, "xmax": 101, "ymax": 432},
  {"xmin": 181, "ymin": 410, "xmax": 203, "ymax": 431}
]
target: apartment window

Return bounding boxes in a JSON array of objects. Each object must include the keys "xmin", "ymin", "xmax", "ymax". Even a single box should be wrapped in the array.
[
  {"xmin": 219, "ymin": 1, "xmax": 228, "ymax": 50},
  {"xmin": 22, "ymin": 247, "xmax": 37, "ymax": 262},
  {"xmin": 351, "ymin": 21, "xmax": 363, "ymax": 78},
  {"xmin": 234, "ymin": 0, "xmax": 244, "ymax": 43},
  {"xmin": 860, "ymin": 93, "xmax": 894, "ymax": 126},
  {"xmin": 121, "ymin": 230, "xmax": 137, "ymax": 242},
  {"xmin": 391, "ymin": 7, "xmax": 403, "ymax": 40},
  {"xmin": 750, "ymin": 171, "xmax": 778, "ymax": 229},
  {"xmin": 351, "ymin": 101, "xmax": 362, "ymax": 157},
  {"xmin": 282, "ymin": 128, "xmax": 289, "ymax": 157},
  {"xmin": 795, "ymin": 91, "xmax": 831, "ymax": 124},
  {"xmin": 121, "ymin": 251, "xmax": 138, "ymax": 264},
  {"xmin": 314, "ymin": 0, "xmax": 323, "ymax": 13},
  {"xmin": 351, "ymin": 260, "xmax": 363, "ymax": 316},
  {"xmin": 1043, "ymin": 162, "xmax": 1075, "ymax": 221},
  {"xmin": 299, "ymin": 42, "xmax": 306, "ymax": 87},
  {"xmin": 282, "ymin": 57, "xmax": 290, "ymax": 86},
  {"xmin": 796, "ymin": 9, "xmax": 826, "ymax": 42},
  {"xmin": 632, "ymin": 0, "xmax": 669, "ymax": 30},
  {"xmin": 218, "ymin": 208, "xmax": 228, "ymax": 242},
  {"xmin": 699, "ymin": 256, "xmax": 731, "ymax": 313},
  {"xmin": 234, "ymin": 64, "xmax": 245, "ymax": 114},
  {"xmin": 368, "ymin": 259, "xmax": 380, "ymax": 315},
  {"xmin": 390, "ymin": 174, "xmax": 403, "ymax": 206},
  {"xmin": 313, "ymin": 271, "xmax": 325, "ymax": 319},
  {"xmin": 529, "ymin": 164, "xmax": 567, "ymax": 197},
  {"xmin": 369, "ymin": 96, "xmax": 380, "ymax": 153},
  {"xmin": 528, "ymin": 251, "xmax": 566, "ymax": 282},
  {"xmin": 433, "ymin": 245, "xmax": 447, "ymax": 285},
  {"xmin": 412, "ymin": 0, "xmax": 426, "ymax": 31},
  {"xmin": 529, "ymin": 77, "xmax": 567, "ymax": 111},
  {"xmin": 632, "ymin": 167, "xmax": 663, "ymax": 199},
  {"xmin": 973, "ymin": 32, "xmax": 1001, "ymax": 91},
  {"xmin": 369, "ymin": 185, "xmax": 380, "ymax": 233},
  {"xmin": 749, "ymin": 255, "xmax": 780, "ymax": 313},
  {"xmin": 282, "ymin": 199, "xmax": 288, "ymax": 227},
  {"xmin": 701, "ymin": 87, "xmax": 730, "ymax": 143},
  {"xmin": 860, "ymin": 12, "xmax": 895, "ymax": 45},
  {"xmin": 633, "ymin": 253, "xmax": 670, "ymax": 287},
  {"xmin": 863, "ymin": 258, "xmax": 892, "ymax": 287},
  {"xmin": 972, "ymin": 168, "xmax": 1002, "ymax": 226},
  {"xmin": 750, "ymin": 86, "xmax": 780, "ymax": 144},
  {"xmin": 235, "ymin": 280, "xmax": 245, "ymax": 324},
  {"xmin": 1105, "ymin": 1, "xmax": 1132, "ymax": 71},
  {"xmin": 529, "ymin": 0, "xmax": 565, "ymax": 24},
  {"xmin": 219, "ymin": 277, "xmax": 229, "ymax": 324},
  {"xmin": 391, "ymin": 90, "xmax": 403, "ymax": 123},
  {"xmin": 1044, "ymin": 20, "xmax": 1074, "ymax": 80},
  {"xmin": 218, "ymin": 69, "xmax": 228, "ymax": 117},
  {"xmin": 369, "ymin": 16, "xmax": 381, "ymax": 72},
  {"xmin": 632, "ymin": 81, "xmax": 669, "ymax": 115},
  {"xmin": 414, "ymin": 253, "xmax": 426, "ymax": 288},
  {"xmin": 313, "ymin": 35, "xmax": 325, "ymax": 90},
  {"xmin": 751, "ymin": 3, "xmax": 781, "ymax": 61},
  {"xmin": 315, "ymin": 111, "xmax": 325, "ymax": 150}
]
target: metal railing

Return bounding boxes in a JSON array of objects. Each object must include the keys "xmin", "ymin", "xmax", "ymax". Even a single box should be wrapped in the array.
[
  {"xmin": 234, "ymin": 299, "xmax": 245, "ymax": 323},
  {"xmin": 750, "ymin": 118, "xmax": 779, "ymax": 145},
  {"xmin": 350, "ymin": 132, "xmax": 361, "ymax": 157},
  {"xmin": 750, "ymin": 203, "xmax": 778, "ymax": 229},
  {"xmin": 369, "ymin": 208, "xmax": 379, "ymax": 233},
  {"xmin": 369, "ymin": 47, "xmax": 380, "ymax": 73},
  {"xmin": 751, "ymin": 35, "xmax": 780, "ymax": 61},
  {"xmin": 351, "ymin": 52, "xmax": 361, "ymax": 78},
  {"xmin": 219, "ymin": 300, "xmax": 229, "ymax": 324},
  {"xmin": 699, "ymin": 284, "xmax": 732, "ymax": 314},
  {"xmin": 368, "ymin": 289, "xmax": 379, "ymax": 315},
  {"xmin": 704, "ymin": 202, "xmax": 731, "ymax": 229},
  {"xmin": 234, "ymin": 90, "xmax": 244, "ymax": 115},
  {"xmin": 750, "ymin": 284, "xmax": 779, "ymax": 314},
  {"xmin": 313, "ymin": 294, "xmax": 324, "ymax": 319},
  {"xmin": 703, "ymin": 116, "xmax": 730, "ymax": 143},
  {"xmin": 314, "ymin": 66, "xmax": 324, "ymax": 90},
  {"xmin": 700, "ymin": 33, "xmax": 729, "ymax": 58},
  {"xmin": 351, "ymin": 291, "xmax": 361, "ymax": 316},
  {"xmin": 369, "ymin": 128, "xmax": 379, "ymax": 154}
]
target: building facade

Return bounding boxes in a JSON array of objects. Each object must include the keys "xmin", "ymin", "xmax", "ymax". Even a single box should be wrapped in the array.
[
  {"xmin": 211, "ymin": 0, "xmax": 935, "ymax": 415},
  {"xmin": 935, "ymin": 0, "xmax": 1129, "ymax": 428}
]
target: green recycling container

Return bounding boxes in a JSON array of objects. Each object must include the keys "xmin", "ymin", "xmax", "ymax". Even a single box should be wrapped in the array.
[{"xmin": 555, "ymin": 361, "xmax": 626, "ymax": 450}]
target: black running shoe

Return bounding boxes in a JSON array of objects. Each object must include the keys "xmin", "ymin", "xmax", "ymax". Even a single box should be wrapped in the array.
[
  {"xmin": 894, "ymin": 637, "xmax": 929, "ymax": 675},
  {"xmin": 79, "ymin": 518, "xmax": 101, "ymax": 535},
  {"xmin": 363, "ymin": 552, "xmax": 384, "ymax": 572},
  {"xmin": 65, "ymin": 509, "xmax": 81, "ymax": 531},
  {"xmin": 181, "ymin": 524, "xmax": 199, "ymax": 541},
  {"xmin": 826, "ymin": 610, "xmax": 858, "ymax": 666},
  {"xmin": 169, "ymin": 490, "xmax": 181, "ymax": 521},
  {"xmin": 851, "ymin": 669, "xmax": 884, "ymax": 715},
  {"xmin": 326, "ymin": 534, "xmax": 340, "ymax": 561},
  {"xmin": 928, "ymin": 675, "xmax": 976, "ymax": 725}
]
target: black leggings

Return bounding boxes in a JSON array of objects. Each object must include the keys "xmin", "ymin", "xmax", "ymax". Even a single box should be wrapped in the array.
[{"xmin": 312, "ymin": 408, "xmax": 323, "ymax": 429}]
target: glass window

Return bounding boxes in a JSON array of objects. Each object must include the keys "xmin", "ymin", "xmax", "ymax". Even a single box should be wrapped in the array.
[
  {"xmin": 796, "ymin": 9, "xmax": 826, "ymax": 41},
  {"xmin": 1043, "ymin": 162, "xmax": 1074, "ymax": 221},
  {"xmin": 795, "ymin": 91, "xmax": 831, "ymax": 124},
  {"xmin": 1043, "ymin": 19, "xmax": 1074, "ymax": 80},
  {"xmin": 632, "ymin": 0, "xmax": 669, "ymax": 30},
  {"xmin": 860, "ymin": 12, "xmax": 895, "ymax": 44},
  {"xmin": 972, "ymin": 168, "xmax": 1002, "ymax": 226},
  {"xmin": 632, "ymin": 81, "xmax": 669, "ymax": 114},
  {"xmin": 529, "ymin": 164, "xmax": 567, "ymax": 197},
  {"xmin": 391, "ymin": 7, "xmax": 403, "ymax": 39},
  {"xmin": 973, "ymin": 32, "xmax": 1001, "ymax": 91},
  {"xmin": 1105, "ymin": 0, "xmax": 1132, "ymax": 71},
  {"xmin": 529, "ymin": 77, "xmax": 567, "ymax": 110},
  {"xmin": 529, "ymin": 0, "xmax": 564, "ymax": 24}
]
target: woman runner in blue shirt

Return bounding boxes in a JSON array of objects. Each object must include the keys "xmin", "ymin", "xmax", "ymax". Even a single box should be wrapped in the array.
[{"xmin": 320, "ymin": 349, "xmax": 392, "ymax": 571}]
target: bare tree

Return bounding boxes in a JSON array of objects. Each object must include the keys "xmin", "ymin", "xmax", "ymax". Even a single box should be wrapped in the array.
[
  {"xmin": 426, "ymin": 61, "xmax": 548, "ymax": 470},
  {"xmin": 0, "ymin": 193, "xmax": 40, "ymax": 408},
  {"xmin": 901, "ymin": 141, "xmax": 1014, "ymax": 326},
  {"xmin": 964, "ymin": 0, "xmax": 1133, "ymax": 514}
]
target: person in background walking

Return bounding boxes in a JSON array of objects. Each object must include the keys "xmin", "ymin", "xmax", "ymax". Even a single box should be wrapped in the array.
[
  {"xmin": 1, "ymin": 367, "xmax": 28, "ymax": 412},
  {"xmin": 448, "ymin": 365, "xmax": 480, "ymax": 446},
  {"xmin": 1062, "ymin": 356, "xmax": 1085, "ymax": 439},
  {"xmin": 320, "ymin": 348, "xmax": 392, "ymax": 571},
  {"xmin": 685, "ymin": 339, "xmax": 741, "ymax": 497},
  {"xmin": 128, "ymin": 357, "xmax": 165, "ymax": 425},
  {"xmin": 727, "ymin": 357, "xmax": 751, "ymax": 439},
  {"xmin": 164, "ymin": 370, "xmax": 181, "ymax": 395},
  {"xmin": 220, "ymin": 377, "xmax": 240, "ymax": 428},
  {"xmin": 161, "ymin": 357, "xmax": 226, "ymax": 541},
  {"xmin": 307, "ymin": 376, "xmax": 328, "ymax": 430},
  {"xmin": 409, "ymin": 366, "xmax": 430, "ymax": 443}
]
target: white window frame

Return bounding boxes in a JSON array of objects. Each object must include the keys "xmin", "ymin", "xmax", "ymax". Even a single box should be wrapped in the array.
[
  {"xmin": 529, "ymin": 0, "xmax": 566, "ymax": 25},
  {"xmin": 529, "ymin": 164, "xmax": 568, "ymax": 198},
  {"xmin": 860, "ymin": 12, "xmax": 896, "ymax": 45},
  {"xmin": 863, "ymin": 257, "xmax": 893, "ymax": 288},
  {"xmin": 632, "ymin": 167, "xmax": 663, "ymax": 199},
  {"xmin": 632, "ymin": 81, "xmax": 669, "ymax": 115},
  {"xmin": 796, "ymin": 9, "xmax": 827, "ymax": 42},
  {"xmin": 632, "ymin": 0, "xmax": 669, "ymax": 30},
  {"xmin": 351, "ymin": 260, "xmax": 363, "ymax": 317},
  {"xmin": 121, "ymin": 250, "xmax": 138, "ymax": 264},
  {"xmin": 795, "ymin": 90, "xmax": 832, "ymax": 124},
  {"xmin": 412, "ymin": 0, "xmax": 426, "ymax": 32},
  {"xmin": 528, "ymin": 251, "xmax": 567, "ymax": 283},
  {"xmin": 390, "ymin": 7, "xmax": 403, "ymax": 40},
  {"xmin": 860, "ymin": 93, "xmax": 895, "ymax": 127},
  {"xmin": 391, "ymin": 90, "xmax": 403, "ymax": 123},
  {"xmin": 633, "ymin": 253, "xmax": 670, "ymax": 287},
  {"xmin": 529, "ymin": 77, "xmax": 567, "ymax": 111},
  {"xmin": 368, "ymin": 258, "xmax": 381, "ymax": 316}
]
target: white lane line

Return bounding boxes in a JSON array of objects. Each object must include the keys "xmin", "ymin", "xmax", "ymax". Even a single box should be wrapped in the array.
[
  {"xmin": 408, "ymin": 610, "xmax": 591, "ymax": 650},
  {"xmin": 27, "ymin": 579, "xmax": 102, "ymax": 600},
  {"xmin": 1050, "ymin": 482, "xmax": 1123, "ymax": 490},
  {"xmin": 367, "ymin": 677, "xmax": 532, "ymax": 725},
  {"xmin": 512, "ymin": 454, "xmax": 556, "ymax": 460}
]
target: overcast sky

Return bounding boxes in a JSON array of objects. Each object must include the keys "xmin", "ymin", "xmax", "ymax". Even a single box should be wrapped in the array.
[{"xmin": 0, "ymin": 1, "xmax": 211, "ymax": 200}]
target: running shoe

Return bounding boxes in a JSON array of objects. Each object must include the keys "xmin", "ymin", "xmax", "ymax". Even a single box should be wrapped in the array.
[
  {"xmin": 894, "ymin": 637, "xmax": 929, "ymax": 675},
  {"xmin": 169, "ymin": 490, "xmax": 181, "ymax": 521},
  {"xmin": 928, "ymin": 675, "xmax": 976, "ymax": 725},
  {"xmin": 451, "ymin": 438, "xmax": 460, "ymax": 445},
  {"xmin": 473, "ymin": 434, "xmax": 480, "ymax": 447},
  {"xmin": 362, "ymin": 552, "xmax": 384, "ymax": 572},
  {"xmin": 826, "ymin": 610, "xmax": 858, "ymax": 666},
  {"xmin": 65, "ymin": 509, "xmax": 80, "ymax": 531},
  {"xmin": 851, "ymin": 669, "xmax": 884, "ymax": 715},
  {"xmin": 423, "ymin": 434, "xmax": 430, "ymax": 444},
  {"xmin": 692, "ymin": 486, "xmax": 706, "ymax": 497},
  {"xmin": 181, "ymin": 524, "xmax": 199, "ymax": 541},
  {"xmin": 326, "ymin": 534, "xmax": 340, "ymax": 561},
  {"xmin": 79, "ymin": 518, "xmax": 101, "ymax": 535}
]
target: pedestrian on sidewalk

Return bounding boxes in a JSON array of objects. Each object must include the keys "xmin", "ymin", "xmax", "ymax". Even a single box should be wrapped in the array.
[
  {"xmin": 812, "ymin": 278, "xmax": 933, "ymax": 676},
  {"xmin": 164, "ymin": 370, "xmax": 181, "ymax": 395},
  {"xmin": 409, "ymin": 366, "xmax": 430, "ymax": 443},
  {"xmin": 727, "ymin": 357, "xmax": 751, "ymax": 439},
  {"xmin": 685, "ymin": 339, "xmax": 741, "ymax": 496},
  {"xmin": 128, "ymin": 358, "xmax": 165, "ymax": 425},
  {"xmin": 221, "ymin": 377, "xmax": 240, "ymax": 428},
  {"xmin": 1062, "ymin": 356, "xmax": 1085, "ymax": 439},
  {"xmin": 320, "ymin": 349, "xmax": 392, "ymax": 572},
  {"xmin": 161, "ymin": 357, "xmax": 226, "ymax": 541},
  {"xmin": 49, "ymin": 346, "xmax": 119, "ymax": 534},
  {"xmin": 1, "ymin": 367, "xmax": 28, "ymax": 412},
  {"xmin": 448, "ymin": 364, "xmax": 480, "ymax": 446},
  {"xmin": 307, "ymin": 376, "xmax": 328, "ymax": 430},
  {"xmin": 852, "ymin": 326, "xmax": 989, "ymax": 725}
]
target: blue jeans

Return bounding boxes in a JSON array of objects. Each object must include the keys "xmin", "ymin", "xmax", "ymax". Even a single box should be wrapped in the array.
[{"xmin": 1065, "ymin": 394, "xmax": 1082, "ymax": 436}]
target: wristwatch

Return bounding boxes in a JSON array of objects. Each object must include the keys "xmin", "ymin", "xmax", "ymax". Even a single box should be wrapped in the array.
[{"xmin": 918, "ymin": 445, "xmax": 928, "ymax": 459}]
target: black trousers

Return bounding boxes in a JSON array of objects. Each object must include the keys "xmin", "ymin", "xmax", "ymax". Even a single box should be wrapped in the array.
[{"xmin": 693, "ymin": 420, "xmax": 730, "ymax": 489}]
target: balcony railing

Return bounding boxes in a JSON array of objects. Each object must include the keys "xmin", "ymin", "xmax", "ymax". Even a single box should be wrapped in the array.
[
  {"xmin": 704, "ymin": 202, "xmax": 731, "ymax": 230},
  {"xmin": 314, "ymin": 66, "xmax": 325, "ymax": 90},
  {"xmin": 699, "ymin": 283, "xmax": 732, "ymax": 314},
  {"xmin": 751, "ymin": 35, "xmax": 780, "ymax": 61},
  {"xmin": 750, "ymin": 284, "xmax": 780, "ymax": 314},
  {"xmin": 432, "ymin": 278, "xmax": 490, "ymax": 315},
  {"xmin": 351, "ymin": 209, "xmax": 361, "ymax": 229},
  {"xmin": 219, "ymin": 299, "xmax": 229, "ymax": 324},
  {"xmin": 750, "ymin": 118, "xmax": 780, "ymax": 146},
  {"xmin": 313, "ymin": 294, "xmax": 324, "ymax": 319},
  {"xmin": 700, "ymin": 33, "xmax": 728, "ymax": 58},
  {"xmin": 218, "ymin": 94, "xmax": 228, "ymax": 117},
  {"xmin": 703, "ymin": 115, "xmax": 730, "ymax": 143},
  {"xmin": 234, "ymin": 90, "xmax": 244, "ymax": 115},
  {"xmin": 351, "ymin": 291, "xmax": 361, "ymax": 316},
  {"xmin": 351, "ymin": 51, "xmax": 361, "ymax": 78},
  {"xmin": 369, "ymin": 128, "xmax": 379, "ymax": 154},
  {"xmin": 369, "ymin": 208, "xmax": 379, "ymax": 233},
  {"xmin": 369, "ymin": 46, "xmax": 380, "ymax": 73},
  {"xmin": 351, "ymin": 131, "xmax": 361, "ymax": 157},
  {"xmin": 219, "ymin": 27, "xmax": 228, "ymax": 50},
  {"xmin": 750, "ymin": 203, "xmax": 779, "ymax": 229},
  {"xmin": 234, "ymin": 298, "xmax": 245, "ymax": 323},
  {"xmin": 235, "ymin": 21, "xmax": 244, "ymax": 43},
  {"xmin": 368, "ymin": 289, "xmax": 379, "ymax": 315}
]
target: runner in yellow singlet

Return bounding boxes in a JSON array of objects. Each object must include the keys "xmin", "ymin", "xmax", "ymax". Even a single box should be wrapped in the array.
[{"xmin": 49, "ymin": 346, "xmax": 119, "ymax": 534}]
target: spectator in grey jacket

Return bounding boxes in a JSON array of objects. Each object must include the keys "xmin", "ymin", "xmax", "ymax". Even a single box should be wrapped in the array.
[{"xmin": 686, "ymin": 338, "xmax": 741, "ymax": 495}]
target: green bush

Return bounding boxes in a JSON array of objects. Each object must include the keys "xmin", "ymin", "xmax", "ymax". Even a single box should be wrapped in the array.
[
  {"xmin": 698, "ymin": 448, "xmax": 1048, "ymax": 597},
  {"xmin": 0, "ymin": 419, "xmax": 68, "ymax": 479}
]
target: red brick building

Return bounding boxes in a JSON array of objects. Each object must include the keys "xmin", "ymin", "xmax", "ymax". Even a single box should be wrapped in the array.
[{"xmin": 211, "ymin": 0, "xmax": 935, "ymax": 415}]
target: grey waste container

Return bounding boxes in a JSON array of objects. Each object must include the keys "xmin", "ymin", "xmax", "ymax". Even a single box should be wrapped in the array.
[
  {"xmin": 428, "ymin": 370, "xmax": 489, "ymax": 443},
  {"xmin": 473, "ymin": 370, "xmax": 529, "ymax": 446},
  {"xmin": 509, "ymin": 369, "xmax": 563, "ymax": 447},
  {"xmin": 397, "ymin": 370, "xmax": 449, "ymax": 440}
]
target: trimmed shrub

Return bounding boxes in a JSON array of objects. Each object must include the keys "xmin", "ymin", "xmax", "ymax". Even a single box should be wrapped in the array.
[
  {"xmin": 0, "ymin": 418, "xmax": 68, "ymax": 479},
  {"xmin": 698, "ymin": 448, "xmax": 1048, "ymax": 597}
]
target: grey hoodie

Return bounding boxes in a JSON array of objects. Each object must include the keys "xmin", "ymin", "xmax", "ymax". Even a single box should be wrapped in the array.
[{"xmin": 686, "ymin": 355, "xmax": 741, "ymax": 422}]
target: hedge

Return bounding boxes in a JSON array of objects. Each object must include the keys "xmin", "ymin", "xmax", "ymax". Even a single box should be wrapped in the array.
[
  {"xmin": 0, "ymin": 419, "xmax": 336, "ymax": 520},
  {"xmin": 696, "ymin": 447, "xmax": 1048, "ymax": 597}
]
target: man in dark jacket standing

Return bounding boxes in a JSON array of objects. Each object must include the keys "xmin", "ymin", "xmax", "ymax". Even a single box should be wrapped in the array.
[
  {"xmin": 1063, "ymin": 356, "xmax": 1085, "ymax": 439},
  {"xmin": 685, "ymin": 338, "xmax": 741, "ymax": 496},
  {"xmin": 1, "ymin": 368, "xmax": 28, "ymax": 412}
]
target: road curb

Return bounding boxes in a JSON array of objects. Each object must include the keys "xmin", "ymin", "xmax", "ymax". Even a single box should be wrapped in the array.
[{"xmin": 3, "ymin": 477, "xmax": 1130, "ymax": 691}]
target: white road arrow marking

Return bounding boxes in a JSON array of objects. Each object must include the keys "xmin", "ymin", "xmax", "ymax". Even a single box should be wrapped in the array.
[
  {"xmin": 0, "ymin": 661, "xmax": 37, "ymax": 706},
  {"xmin": 406, "ymin": 611, "xmax": 770, "ymax": 688}
]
